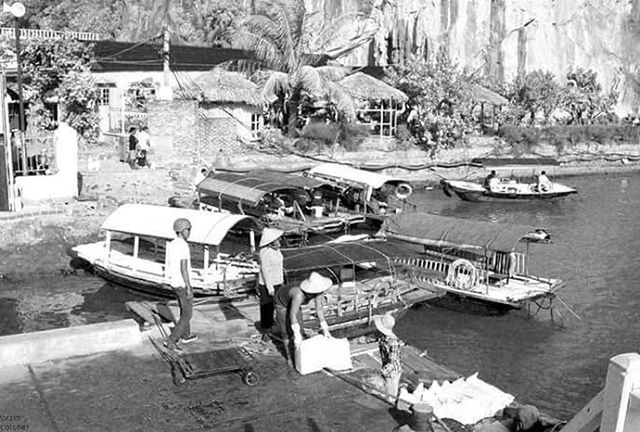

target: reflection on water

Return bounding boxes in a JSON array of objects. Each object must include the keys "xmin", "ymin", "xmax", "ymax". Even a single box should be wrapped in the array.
[
  {"xmin": 1, "ymin": 174, "xmax": 639, "ymax": 419},
  {"xmin": 401, "ymin": 175, "xmax": 640, "ymax": 419},
  {"xmin": 0, "ymin": 274, "xmax": 156, "ymax": 336}
]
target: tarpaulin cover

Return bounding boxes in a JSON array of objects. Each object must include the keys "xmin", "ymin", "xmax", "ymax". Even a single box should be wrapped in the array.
[
  {"xmin": 198, "ymin": 172, "xmax": 308, "ymax": 206},
  {"xmin": 281, "ymin": 240, "xmax": 414, "ymax": 272},
  {"xmin": 101, "ymin": 204, "xmax": 259, "ymax": 245},
  {"xmin": 308, "ymin": 163, "xmax": 405, "ymax": 189},
  {"xmin": 378, "ymin": 212, "xmax": 544, "ymax": 253}
]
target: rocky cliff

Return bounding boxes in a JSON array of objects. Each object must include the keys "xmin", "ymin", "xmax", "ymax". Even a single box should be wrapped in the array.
[{"xmin": 307, "ymin": 0, "xmax": 640, "ymax": 114}]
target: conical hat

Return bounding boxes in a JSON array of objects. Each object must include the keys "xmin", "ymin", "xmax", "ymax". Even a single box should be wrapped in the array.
[
  {"xmin": 300, "ymin": 271, "xmax": 333, "ymax": 294},
  {"xmin": 373, "ymin": 314, "xmax": 395, "ymax": 337},
  {"xmin": 259, "ymin": 228, "xmax": 284, "ymax": 248}
]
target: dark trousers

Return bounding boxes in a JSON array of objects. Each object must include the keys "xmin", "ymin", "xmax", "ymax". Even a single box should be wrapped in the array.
[
  {"xmin": 257, "ymin": 284, "xmax": 281, "ymax": 330},
  {"xmin": 169, "ymin": 286, "xmax": 192, "ymax": 343},
  {"xmin": 275, "ymin": 303, "xmax": 303, "ymax": 362}
]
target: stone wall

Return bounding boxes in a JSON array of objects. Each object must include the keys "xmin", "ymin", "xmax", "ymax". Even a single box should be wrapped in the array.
[{"xmin": 196, "ymin": 117, "xmax": 245, "ymax": 166}]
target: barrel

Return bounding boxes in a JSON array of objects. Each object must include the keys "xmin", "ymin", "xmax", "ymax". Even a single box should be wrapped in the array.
[{"xmin": 410, "ymin": 403, "xmax": 434, "ymax": 432}]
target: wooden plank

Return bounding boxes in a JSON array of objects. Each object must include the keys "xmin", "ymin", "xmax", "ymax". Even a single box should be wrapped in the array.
[
  {"xmin": 125, "ymin": 301, "xmax": 155, "ymax": 326},
  {"xmin": 561, "ymin": 389, "xmax": 603, "ymax": 432}
]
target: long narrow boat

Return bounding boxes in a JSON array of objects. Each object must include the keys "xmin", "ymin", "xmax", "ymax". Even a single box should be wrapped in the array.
[
  {"xmin": 70, "ymin": 204, "xmax": 262, "ymax": 298},
  {"xmin": 280, "ymin": 239, "xmax": 441, "ymax": 334},
  {"xmin": 377, "ymin": 212, "xmax": 564, "ymax": 314},
  {"xmin": 195, "ymin": 170, "xmax": 369, "ymax": 245},
  {"xmin": 306, "ymin": 163, "xmax": 413, "ymax": 216},
  {"xmin": 442, "ymin": 178, "xmax": 577, "ymax": 202}
]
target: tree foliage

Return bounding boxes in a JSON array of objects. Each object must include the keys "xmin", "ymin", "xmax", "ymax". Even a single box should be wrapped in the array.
[
  {"xmin": 21, "ymin": 38, "xmax": 99, "ymax": 142},
  {"xmin": 503, "ymin": 70, "xmax": 561, "ymax": 125},
  {"xmin": 384, "ymin": 47, "xmax": 476, "ymax": 155}
]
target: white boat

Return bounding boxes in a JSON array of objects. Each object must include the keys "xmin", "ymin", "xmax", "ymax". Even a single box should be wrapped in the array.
[
  {"xmin": 70, "ymin": 204, "xmax": 262, "ymax": 298},
  {"xmin": 377, "ymin": 212, "xmax": 565, "ymax": 313},
  {"xmin": 442, "ymin": 178, "xmax": 577, "ymax": 202},
  {"xmin": 306, "ymin": 163, "xmax": 413, "ymax": 216}
]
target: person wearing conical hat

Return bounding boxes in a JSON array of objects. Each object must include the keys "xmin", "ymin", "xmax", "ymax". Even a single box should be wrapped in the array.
[
  {"xmin": 373, "ymin": 313, "xmax": 403, "ymax": 403},
  {"xmin": 257, "ymin": 228, "xmax": 284, "ymax": 341},
  {"xmin": 274, "ymin": 271, "xmax": 333, "ymax": 366}
]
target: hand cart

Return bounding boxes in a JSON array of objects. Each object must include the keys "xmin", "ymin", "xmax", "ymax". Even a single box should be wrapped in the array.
[{"xmin": 150, "ymin": 315, "xmax": 261, "ymax": 387}]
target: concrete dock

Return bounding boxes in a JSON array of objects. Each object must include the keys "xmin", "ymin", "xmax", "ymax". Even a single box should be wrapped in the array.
[{"xmin": 0, "ymin": 297, "xmax": 562, "ymax": 431}]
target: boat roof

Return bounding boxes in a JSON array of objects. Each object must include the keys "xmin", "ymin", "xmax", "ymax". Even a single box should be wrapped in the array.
[
  {"xmin": 197, "ymin": 171, "xmax": 318, "ymax": 206},
  {"xmin": 249, "ymin": 170, "xmax": 329, "ymax": 190},
  {"xmin": 307, "ymin": 163, "xmax": 406, "ymax": 189},
  {"xmin": 100, "ymin": 204, "xmax": 259, "ymax": 245},
  {"xmin": 472, "ymin": 157, "xmax": 560, "ymax": 168},
  {"xmin": 377, "ymin": 212, "xmax": 549, "ymax": 253},
  {"xmin": 281, "ymin": 239, "xmax": 414, "ymax": 272}
]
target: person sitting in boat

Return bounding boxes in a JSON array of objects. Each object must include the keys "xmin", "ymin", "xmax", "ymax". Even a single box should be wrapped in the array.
[
  {"xmin": 537, "ymin": 171, "xmax": 552, "ymax": 192},
  {"xmin": 483, "ymin": 170, "xmax": 498, "ymax": 190},
  {"xmin": 274, "ymin": 271, "xmax": 332, "ymax": 367},
  {"xmin": 308, "ymin": 189, "xmax": 325, "ymax": 218}
]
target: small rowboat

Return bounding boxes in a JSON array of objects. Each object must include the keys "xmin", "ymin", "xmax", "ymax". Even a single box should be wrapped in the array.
[{"xmin": 442, "ymin": 179, "xmax": 577, "ymax": 202}]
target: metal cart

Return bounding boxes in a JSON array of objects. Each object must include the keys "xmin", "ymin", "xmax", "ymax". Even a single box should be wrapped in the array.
[{"xmin": 150, "ymin": 316, "xmax": 260, "ymax": 387}]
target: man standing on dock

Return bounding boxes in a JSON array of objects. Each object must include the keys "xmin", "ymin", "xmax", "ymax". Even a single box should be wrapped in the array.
[
  {"xmin": 258, "ymin": 228, "xmax": 284, "ymax": 341},
  {"xmin": 165, "ymin": 218, "xmax": 197, "ymax": 349}
]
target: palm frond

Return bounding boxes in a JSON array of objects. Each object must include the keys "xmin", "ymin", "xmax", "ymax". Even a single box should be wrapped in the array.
[
  {"xmin": 262, "ymin": 71, "xmax": 291, "ymax": 103},
  {"xmin": 288, "ymin": 0, "xmax": 307, "ymax": 49},
  {"xmin": 269, "ymin": 5, "xmax": 297, "ymax": 72},
  {"xmin": 217, "ymin": 58, "xmax": 270, "ymax": 75},
  {"xmin": 236, "ymin": 29, "xmax": 285, "ymax": 72},
  {"xmin": 326, "ymin": 81, "xmax": 357, "ymax": 121},
  {"xmin": 292, "ymin": 65, "xmax": 324, "ymax": 98}
]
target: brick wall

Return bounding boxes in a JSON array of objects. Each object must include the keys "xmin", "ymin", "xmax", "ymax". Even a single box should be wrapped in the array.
[
  {"xmin": 196, "ymin": 117, "xmax": 246, "ymax": 166},
  {"xmin": 147, "ymin": 100, "xmax": 198, "ymax": 166}
]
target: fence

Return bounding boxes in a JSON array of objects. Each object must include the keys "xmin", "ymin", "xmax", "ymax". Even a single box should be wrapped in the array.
[
  {"xmin": 11, "ymin": 133, "xmax": 56, "ymax": 177},
  {"xmin": 0, "ymin": 27, "xmax": 100, "ymax": 41}
]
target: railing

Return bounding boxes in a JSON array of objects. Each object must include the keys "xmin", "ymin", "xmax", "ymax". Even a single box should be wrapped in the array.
[
  {"xmin": 0, "ymin": 27, "xmax": 101, "ymax": 41},
  {"xmin": 11, "ymin": 133, "xmax": 56, "ymax": 177}
]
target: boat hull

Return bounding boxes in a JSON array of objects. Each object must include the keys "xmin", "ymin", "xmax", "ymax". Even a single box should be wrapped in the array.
[{"xmin": 443, "ymin": 180, "xmax": 577, "ymax": 202}]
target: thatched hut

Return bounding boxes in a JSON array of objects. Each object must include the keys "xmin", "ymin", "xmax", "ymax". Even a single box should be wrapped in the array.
[
  {"xmin": 470, "ymin": 84, "xmax": 509, "ymax": 130},
  {"xmin": 188, "ymin": 68, "xmax": 263, "ymax": 142},
  {"xmin": 338, "ymin": 72, "xmax": 408, "ymax": 138}
]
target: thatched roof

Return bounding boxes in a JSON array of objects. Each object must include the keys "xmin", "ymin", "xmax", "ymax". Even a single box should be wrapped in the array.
[
  {"xmin": 471, "ymin": 85, "xmax": 509, "ymax": 106},
  {"xmin": 339, "ymin": 72, "xmax": 408, "ymax": 103},
  {"xmin": 190, "ymin": 68, "xmax": 262, "ymax": 106}
]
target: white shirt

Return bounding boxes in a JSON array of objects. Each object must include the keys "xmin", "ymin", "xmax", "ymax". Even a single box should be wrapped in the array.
[
  {"xmin": 538, "ymin": 174, "xmax": 552, "ymax": 191},
  {"xmin": 137, "ymin": 130, "xmax": 151, "ymax": 151},
  {"xmin": 165, "ymin": 237, "xmax": 191, "ymax": 287},
  {"xmin": 258, "ymin": 246, "xmax": 284, "ymax": 287}
]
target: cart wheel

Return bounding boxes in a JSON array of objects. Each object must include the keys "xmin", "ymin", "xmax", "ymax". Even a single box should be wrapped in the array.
[
  {"xmin": 171, "ymin": 364, "xmax": 186, "ymax": 386},
  {"xmin": 243, "ymin": 370, "xmax": 260, "ymax": 387}
]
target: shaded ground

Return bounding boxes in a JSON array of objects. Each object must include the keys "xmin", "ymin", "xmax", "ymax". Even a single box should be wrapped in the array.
[{"xmin": 0, "ymin": 339, "xmax": 401, "ymax": 432}]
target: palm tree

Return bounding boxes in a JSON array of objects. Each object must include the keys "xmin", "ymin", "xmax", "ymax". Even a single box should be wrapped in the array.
[{"xmin": 238, "ymin": 0, "xmax": 377, "ymax": 135}]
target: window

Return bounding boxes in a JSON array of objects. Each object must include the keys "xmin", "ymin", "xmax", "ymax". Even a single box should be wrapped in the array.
[
  {"xmin": 98, "ymin": 88, "xmax": 110, "ymax": 106},
  {"xmin": 250, "ymin": 113, "xmax": 261, "ymax": 132}
]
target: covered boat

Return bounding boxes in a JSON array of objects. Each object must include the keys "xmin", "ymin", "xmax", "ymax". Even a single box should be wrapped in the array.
[
  {"xmin": 377, "ymin": 212, "xmax": 564, "ymax": 313},
  {"xmin": 281, "ymin": 239, "xmax": 441, "ymax": 333},
  {"xmin": 442, "ymin": 178, "xmax": 577, "ymax": 202},
  {"xmin": 306, "ymin": 163, "xmax": 413, "ymax": 216},
  {"xmin": 196, "ymin": 170, "xmax": 368, "ymax": 244},
  {"xmin": 71, "ymin": 204, "xmax": 262, "ymax": 297}
]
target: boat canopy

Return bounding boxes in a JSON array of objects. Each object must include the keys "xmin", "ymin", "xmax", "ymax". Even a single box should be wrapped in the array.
[
  {"xmin": 307, "ymin": 163, "xmax": 406, "ymax": 189},
  {"xmin": 377, "ymin": 212, "xmax": 549, "ymax": 253},
  {"xmin": 197, "ymin": 172, "xmax": 311, "ymax": 206},
  {"xmin": 281, "ymin": 239, "xmax": 414, "ymax": 272},
  {"xmin": 249, "ymin": 169, "xmax": 328, "ymax": 190},
  {"xmin": 100, "ymin": 204, "xmax": 260, "ymax": 245}
]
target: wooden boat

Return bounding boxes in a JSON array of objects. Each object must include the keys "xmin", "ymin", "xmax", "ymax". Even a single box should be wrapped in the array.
[
  {"xmin": 306, "ymin": 163, "xmax": 414, "ymax": 216},
  {"xmin": 70, "ymin": 204, "xmax": 262, "ymax": 298},
  {"xmin": 377, "ymin": 212, "xmax": 564, "ymax": 314},
  {"xmin": 280, "ymin": 238, "xmax": 442, "ymax": 333},
  {"xmin": 442, "ymin": 178, "xmax": 577, "ymax": 202},
  {"xmin": 195, "ymin": 169, "xmax": 370, "ymax": 245}
]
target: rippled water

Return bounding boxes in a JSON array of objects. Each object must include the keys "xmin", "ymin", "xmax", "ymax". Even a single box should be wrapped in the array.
[
  {"xmin": 1, "ymin": 173, "xmax": 638, "ymax": 419},
  {"xmin": 399, "ymin": 174, "xmax": 640, "ymax": 419}
]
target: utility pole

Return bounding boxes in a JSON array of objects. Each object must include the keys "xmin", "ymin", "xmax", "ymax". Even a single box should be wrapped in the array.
[{"xmin": 163, "ymin": 26, "xmax": 170, "ymax": 87}]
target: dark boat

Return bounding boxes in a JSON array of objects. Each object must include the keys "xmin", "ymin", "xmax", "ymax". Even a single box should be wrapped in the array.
[
  {"xmin": 280, "ymin": 238, "xmax": 441, "ymax": 333},
  {"xmin": 442, "ymin": 178, "xmax": 578, "ymax": 202},
  {"xmin": 195, "ymin": 169, "xmax": 372, "ymax": 245}
]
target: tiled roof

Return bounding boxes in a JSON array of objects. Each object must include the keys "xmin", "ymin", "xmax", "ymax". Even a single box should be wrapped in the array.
[{"xmin": 91, "ymin": 40, "xmax": 255, "ymax": 72}]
